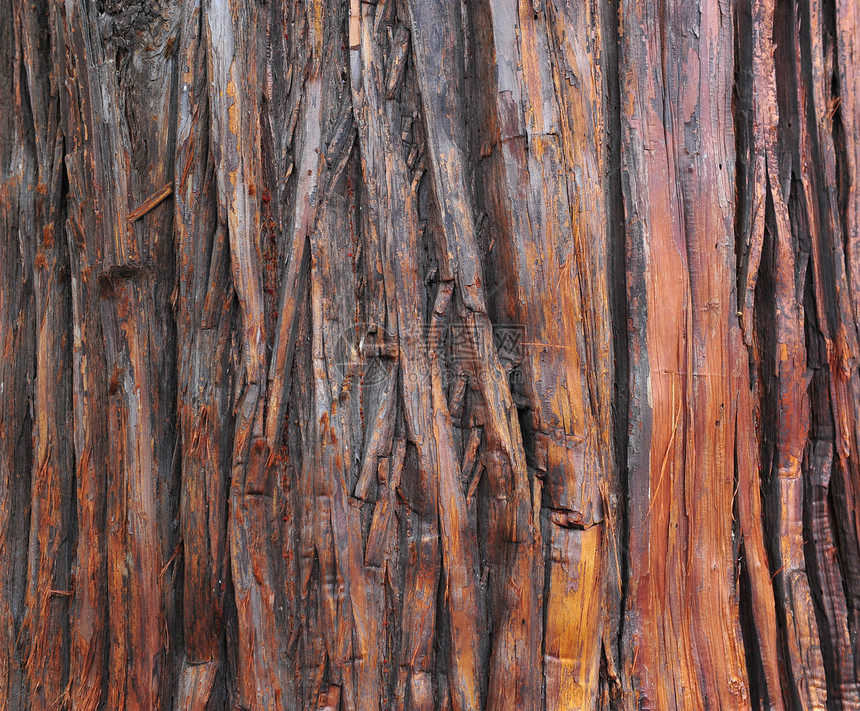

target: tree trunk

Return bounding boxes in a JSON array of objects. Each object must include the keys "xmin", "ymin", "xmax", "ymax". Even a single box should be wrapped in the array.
[{"xmin": 1, "ymin": 0, "xmax": 859, "ymax": 708}]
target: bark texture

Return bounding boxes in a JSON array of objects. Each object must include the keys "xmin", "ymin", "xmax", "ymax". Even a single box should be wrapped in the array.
[{"xmin": 1, "ymin": 0, "xmax": 860, "ymax": 708}]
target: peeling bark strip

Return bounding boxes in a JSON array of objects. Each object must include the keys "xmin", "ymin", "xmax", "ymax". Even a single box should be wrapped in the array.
[{"xmin": 3, "ymin": 0, "xmax": 860, "ymax": 708}]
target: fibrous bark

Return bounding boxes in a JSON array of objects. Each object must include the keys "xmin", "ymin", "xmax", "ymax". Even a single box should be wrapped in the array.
[{"xmin": 1, "ymin": 0, "xmax": 860, "ymax": 708}]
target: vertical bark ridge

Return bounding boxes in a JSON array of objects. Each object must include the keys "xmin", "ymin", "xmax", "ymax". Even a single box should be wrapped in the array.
[
  {"xmin": 731, "ymin": 18, "xmax": 785, "ymax": 700},
  {"xmin": 836, "ymin": 0, "xmax": 860, "ymax": 332},
  {"xmin": 405, "ymin": 2, "xmax": 551, "ymax": 709},
  {"xmin": 471, "ymin": 0, "xmax": 615, "ymax": 705},
  {"xmin": 17, "ymin": 0, "xmax": 74, "ymax": 705},
  {"xmin": 833, "ymin": 0, "xmax": 860, "ymax": 687},
  {"xmin": 349, "ymin": 6, "xmax": 442, "ymax": 706},
  {"xmin": 175, "ymin": 0, "xmax": 232, "ymax": 706},
  {"xmin": 62, "ymin": 17, "xmax": 111, "ymax": 705},
  {"xmin": 308, "ymin": 151, "xmax": 383, "ymax": 710},
  {"xmin": 60, "ymin": 0, "xmax": 180, "ymax": 705},
  {"xmin": 1, "ymin": 1, "xmax": 37, "ymax": 706},
  {"xmin": 796, "ymin": 0, "xmax": 860, "ymax": 705},
  {"xmin": 24, "ymin": 128, "xmax": 73, "ymax": 711},
  {"xmin": 205, "ymin": 0, "xmax": 293, "ymax": 704},
  {"xmin": 619, "ymin": 0, "xmax": 750, "ymax": 707}
]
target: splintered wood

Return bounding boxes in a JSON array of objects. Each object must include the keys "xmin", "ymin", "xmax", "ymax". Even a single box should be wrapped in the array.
[{"xmin": 1, "ymin": 0, "xmax": 860, "ymax": 708}]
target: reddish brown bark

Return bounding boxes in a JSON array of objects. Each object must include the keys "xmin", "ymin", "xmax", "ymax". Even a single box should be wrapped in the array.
[{"xmin": 2, "ymin": 0, "xmax": 860, "ymax": 708}]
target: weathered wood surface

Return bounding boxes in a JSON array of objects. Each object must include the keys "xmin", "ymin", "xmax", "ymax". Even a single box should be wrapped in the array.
[{"xmin": 2, "ymin": 0, "xmax": 860, "ymax": 708}]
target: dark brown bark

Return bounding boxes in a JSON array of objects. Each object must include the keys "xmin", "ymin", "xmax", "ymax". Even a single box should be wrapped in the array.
[{"xmin": 2, "ymin": 0, "xmax": 860, "ymax": 708}]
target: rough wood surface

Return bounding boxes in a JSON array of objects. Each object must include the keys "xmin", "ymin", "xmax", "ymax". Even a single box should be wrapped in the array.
[{"xmin": 2, "ymin": 0, "xmax": 860, "ymax": 708}]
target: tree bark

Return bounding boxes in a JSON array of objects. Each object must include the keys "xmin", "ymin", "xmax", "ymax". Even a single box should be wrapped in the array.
[{"xmin": 1, "ymin": 0, "xmax": 859, "ymax": 708}]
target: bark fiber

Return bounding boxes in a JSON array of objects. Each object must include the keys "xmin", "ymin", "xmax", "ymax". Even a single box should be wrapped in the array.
[{"xmin": 1, "ymin": 0, "xmax": 860, "ymax": 708}]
